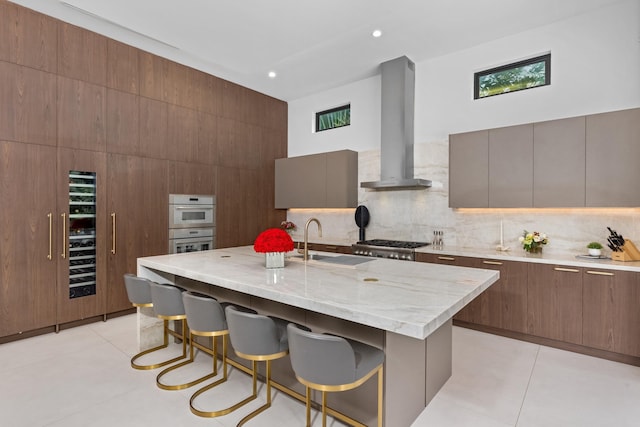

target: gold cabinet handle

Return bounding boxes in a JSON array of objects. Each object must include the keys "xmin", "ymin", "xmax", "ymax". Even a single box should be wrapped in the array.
[
  {"xmin": 438, "ymin": 256, "xmax": 455, "ymax": 261},
  {"xmin": 61, "ymin": 213, "xmax": 66, "ymax": 259},
  {"xmin": 554, "ymin": 267, "xmax": 579, "ymax": 273},
  {"xmin": 47, "ymin": 213, "xmax": 52, "ymax": 260},
  {"xmin": 483, "ymin": 260, "xmax": 503, "ymax": 266},
  {"xmin": 325, "ymin": 245, "xmax": 337, "ymax": 250},
  {"xmin": 586, "ymin": 270, "xmax": 614, "ymax": 276},
  {"xmin": 111, "ymin": 212, "xmax": 116, "ymax": 254}
]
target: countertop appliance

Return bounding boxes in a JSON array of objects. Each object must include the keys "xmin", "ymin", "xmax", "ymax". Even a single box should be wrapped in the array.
[
  {"xmin": 352, "ymin": 239, "xmax": 430, "ymax": 261},
  {"xmin": 168, "ymin": 194, "xmax": 215, "ymax": 254}
]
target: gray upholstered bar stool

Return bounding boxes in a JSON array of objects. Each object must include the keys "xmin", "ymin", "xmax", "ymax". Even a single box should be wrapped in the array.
[
  {"xmin": 287, "ymin": 323, "xmax": 385, "ymax": 427},
  {"xmin": 223, "ymin": 305, "xmax": 292, "ymax": 426},
  {"xmin": 124, "ymin": 274, "xmax": 179, "ymax": 371},
  {"xmin": 146, "ymin": 282, "xmax": 189, "ymax": 383},
  {"xmin": 186, "ymin": 294, "xmax": 258, "ymax": 417}
]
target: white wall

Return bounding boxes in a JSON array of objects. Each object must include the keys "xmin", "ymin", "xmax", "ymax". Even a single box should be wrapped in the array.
[{"xmin": 285, "ymin": 0, "xmax": 640, "ymax": 253}]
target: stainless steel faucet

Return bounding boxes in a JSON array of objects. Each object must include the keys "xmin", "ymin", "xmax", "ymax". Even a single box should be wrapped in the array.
[{"xmin": 303, "ymin": 218, "xmax": 322, "ymax": 261}]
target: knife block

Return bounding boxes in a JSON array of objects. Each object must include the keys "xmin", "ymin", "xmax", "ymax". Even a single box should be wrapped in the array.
[{"xmin": 611, "ymin": 239, "xmax": 640, "ymax": 261}]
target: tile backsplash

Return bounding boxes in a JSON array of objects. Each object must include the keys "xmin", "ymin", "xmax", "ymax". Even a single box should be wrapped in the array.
[{"xmin": 286, "ymin": 140, "xmax": 640, "ymax": 256}]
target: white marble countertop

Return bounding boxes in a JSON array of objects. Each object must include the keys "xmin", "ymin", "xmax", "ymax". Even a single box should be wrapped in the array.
[
  {"xmin": 137, "ymin": 246, "xmax": 499, "ymax": 340},
  {"xmin": 416, "ymin": 245, "xmax": 640, "ymax": 272}
]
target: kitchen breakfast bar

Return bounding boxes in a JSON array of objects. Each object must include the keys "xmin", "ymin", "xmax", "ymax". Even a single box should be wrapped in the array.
[{"xmin": 137, "ymin": 247, "xmax": 499, "ymax": 426}]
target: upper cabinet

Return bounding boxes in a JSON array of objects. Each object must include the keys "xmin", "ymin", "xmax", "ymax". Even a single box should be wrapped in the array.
[
  {"xmin": 449, "ymin": 130, "xmax": 488, "ymax": 208},
  {"xmin": 586, "ymin": 108, "xmax": 640, "ymax": 207},
  {"xmin": 489, "ymin": 124, "xmax": 533, "ymax": 208},
  {"xmin": 275, "ymin": 150, "xmax": 358, "ymax": 209},
  {"xmin": 533, "ymin": 116, "xmax": 586, "ymax": 207},
  {"xmin": 450, "ymin": 107, "xmax": 640, "ymax": 208}
]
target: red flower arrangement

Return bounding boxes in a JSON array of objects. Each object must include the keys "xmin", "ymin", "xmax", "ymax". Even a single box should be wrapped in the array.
[{"xmin": 254, "ymin": 228, "xmax": 294, "ymax": 253}]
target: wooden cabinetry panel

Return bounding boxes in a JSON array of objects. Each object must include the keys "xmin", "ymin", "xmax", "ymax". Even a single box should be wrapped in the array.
[
  {"xmin": 139, "ymin": 97, "xmax": 168, "ymax": 159},
  {"xmin": 449, "ymin": 130, "xmax": 489, "ymax": 208},
  {"xmin": 56, "ymin": 148, "xmax": 107, "ymax": 323},
  {"xmin": 57, "ymin": 76, "xmax": 107, "ymax": 151},
  {"xmin": 106, "ymin": 89, "xmax": 139, "ymax": 155},
  {"xmin": 533, "ymin": 116, "xmax": 586, "ymax": 207},
  {"xmin": 167, "ymin": 105, "xmax": 198, "ymax": 162},
  {"xmin": 265, "ymin": 97, "xmax": 288, "ymax": 130},
  {"xmin": 58, "ymin": 22, "xmax": 107, "ymax": 86},
  {"xmin": 583, "ymin": 269, "xmax": 640, "ymax": 356},
  {"xmin": 107, "ymin": 40, "xmax": 138, "ymax": 94},
  {"xmin": 197, "ymin": 112, "xmax": 218, "ymax": 164},
  {"xmin": 489, "ymin": 124, "xmax": 533, "ymax": 207},
  {"xmin": 217, "ymin": 166, "xmax": 260, "ymax": 248},
  {"xmin": 168, "ymin": 161, "xmax": 216, "ymax": 195},
  {"xmin": 527, "ymin": 264, "xmax": 583, "ymax": 344},
  {"xmin": 586, "ymin": 108, "xmax": 640, "ymax": 207},
  {"xmin": 0, "ymin": 141, "xmax": 57, "ymax": 337},
  {"xmin": 139, "ymin": 51, "xmax": 165, "ymax": 101},
  {"xmin": 192, "ymin": 71, "xmax": 222, "ymax": 116},
  {"xmin": 217, "ymin": 118, "xmax": 261, "ymax": 169},
  {"xmin": 0, "ymin": 62, "xmax": 56, "ymax": 146},
  {"xmin": 106, "ymin": 154, "xmax": 168, "ymax": 313},
  {"xmin": 0, "ymin": 2, "xmax": 58, "ymax": 72}
]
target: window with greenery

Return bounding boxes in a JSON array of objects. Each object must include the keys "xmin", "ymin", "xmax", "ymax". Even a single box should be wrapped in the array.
[
  {"xmin": 474, "ymin": 54, "xmax": 550, "ymax": 99},
  {"xmin": 316, "ymin": 104, "xmax": 350, "ymax": 132}
]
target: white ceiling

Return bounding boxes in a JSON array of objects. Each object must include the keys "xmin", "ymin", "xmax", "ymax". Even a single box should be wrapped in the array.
[{"xmin": 10, "ymin": 0, "xmax": 626, "ymax": 101}]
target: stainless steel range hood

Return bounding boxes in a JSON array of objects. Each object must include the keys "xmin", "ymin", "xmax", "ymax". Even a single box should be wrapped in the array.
[{"xmin": 361, "ymin": 56, "xmax": 431, "ymax": 190}]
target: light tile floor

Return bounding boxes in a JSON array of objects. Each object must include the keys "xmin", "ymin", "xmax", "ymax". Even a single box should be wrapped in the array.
[{"xmin": 1, "ymin": 315, "xmax": 639, "ymax": 426}]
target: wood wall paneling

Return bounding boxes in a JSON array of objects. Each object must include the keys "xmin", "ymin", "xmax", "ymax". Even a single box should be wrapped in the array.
[
  {"xmin": 138, "ymin": 51, "xmax": 165, "ymax": 101},
  {"xmin": 57, "ymin": 76, "xmax": 107, "ymax": 151},
  {"xmin": 0, "ymin": 141, "xmax": 57, "ymax": 336},
  {"xmin": 58, "ymin": 22, "xmax": 107, "ymax": 86},
  {"xmin": 0, "ymin": 2, "xmax": 58, "ymax": 72},
  {"xmin": 0, "ymin": 62, "xmax": 57, "ymax": 145},
  {"xmin": 197, "ymin": 112, "xmax": 218, "ymax": 164},
  {"xmin": 168, "ymin": 161, "xmax": 216, "ymax": 196},
  {"xmin": 106, "ymin": 154, "xmax": 168, "ymax": 313},
  {"xmin": 138, "ymin": 97, "xmax": 168, "ymax": 159},
  {"xmin": 194, "ymin": 72, "xmax": 222, "ymax": 116},
  {"xmin": 106, "ymin": 39, "xmax": 139, "ymax": 94},
  {"xmin": 217, "ymin": 117, "xmax": 261, "ymax": 169},
  {"xmin": 216, "ymin": 166, "xmax": 261, "ymax": 248},
  {"xmin": 106, "ymin": 88, "xmax": 139, "ymax": 155},
  {"xmin": 56, "ymin": 147, "xmax": 107, "ymax": 323},
  {"xmin": 264, "ymin": 97, "xmax": 288, "ymax": 130},
  {"xmin": 167, "ymin": 104, "xmax": 198, "ymax": 162}
]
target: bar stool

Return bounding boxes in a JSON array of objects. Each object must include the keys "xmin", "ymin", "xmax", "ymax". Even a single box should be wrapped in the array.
[
  {"xmin": 222, "ymin": 305, "xmax": 293, "ymax": 426},
  {"xmin": 287, "ymin": 323, "xmax": 385, "ymax": 427},
  {"xmin": 187, "ymin": 295, "xmax": 257, "ymax": 417},
  {"xmin": 123, "ymin": 274, "xmax": 176, "ymax": 370},
  {"xmin": 142, "ymin": 282, "xmax": 188, "ymax": 379}
]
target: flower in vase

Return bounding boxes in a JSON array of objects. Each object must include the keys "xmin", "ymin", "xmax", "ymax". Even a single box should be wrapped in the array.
[
  {"xmin": 254, "ymin": 228, "xmax": 294, "ymax": 253},
  {"xmin": 519, "ymin": 230, "xmax": 548, "ymax": 253}
]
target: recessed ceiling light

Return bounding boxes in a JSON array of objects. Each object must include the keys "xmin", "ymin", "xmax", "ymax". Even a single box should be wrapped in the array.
[
  {"xmin": 372, "ymin": 29, "xmax": 382, "ymax": 38},
  {"xmin": 268, "ymin": 71, "xmax": 277, "ymax": 78}
]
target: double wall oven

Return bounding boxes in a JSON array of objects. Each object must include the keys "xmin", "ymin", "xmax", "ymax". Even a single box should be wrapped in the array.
[{"xmin": 168, "ymin": 194, "xmax": 216, "ymax": 254}]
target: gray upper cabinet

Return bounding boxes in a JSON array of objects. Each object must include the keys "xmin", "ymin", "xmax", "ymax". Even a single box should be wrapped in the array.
[
  {"xmin": 586, "ymin": 108, "xmax": 640, "ymax": 207},
  {"xmin": 275, "ymin": 149, "xmax": 358, "ymax": 209},
  {"xmin": 449, "ymin": 130, "xmax": 488, "ymax": 208},
  {"xmin": 450, "ymin": 107, "xmax": 640, "ymax": 208},
  {"xmin": 489, "ymin": 124, "xmax": 533, "ymax": 208},
  {"xmin": 533, "ymin": 116, "xmax": 586, "ymax": 207}
]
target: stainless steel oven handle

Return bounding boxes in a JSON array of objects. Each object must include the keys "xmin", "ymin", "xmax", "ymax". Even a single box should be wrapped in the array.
[{"xmin": 174, "ymin": 206, "xmax": 214, "ymax": 210}]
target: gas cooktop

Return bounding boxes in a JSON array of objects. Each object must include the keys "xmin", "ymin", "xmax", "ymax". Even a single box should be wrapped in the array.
[{"xmin": 356, "ymin": 239, "xmax": 431, "ymax": 249}]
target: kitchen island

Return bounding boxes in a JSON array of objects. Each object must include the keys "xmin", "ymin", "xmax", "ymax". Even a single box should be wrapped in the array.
[{"xmin": 137, "ymin": 246, "xmax": 499, "ymax": 426}]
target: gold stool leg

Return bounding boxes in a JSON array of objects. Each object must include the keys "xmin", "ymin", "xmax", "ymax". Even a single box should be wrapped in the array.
[
  {"xmin": 237, "ymin": 360, "xmax": 274, "ymax": 426},
  {"xmin": 305, "ymin": 386, "xmax": 312, "ymax": 427},
  {"xmin": 131, "ymin": 319, "xmax": 186, "ymax": 370},
  {"xmin": 322, "ymin": 390, "xmax": 327, "ymax": 427}
]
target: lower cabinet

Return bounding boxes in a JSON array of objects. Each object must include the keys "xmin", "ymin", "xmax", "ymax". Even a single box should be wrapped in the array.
[
  {"xmin": 527, "ymin": 264, "xmax": 583, "ymax": 345},
  {"xmin": 417, "ymin": 254, "xmax": 527, "ymax": 333},
  {"xmin": 583, "ymin": 269, "xmax": 640, "ymax": 357}
]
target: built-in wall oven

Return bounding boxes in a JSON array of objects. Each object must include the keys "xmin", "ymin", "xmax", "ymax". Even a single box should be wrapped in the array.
[{"xmin": 168, "ymin": 194, "xmax": 215, "ymax": 254}]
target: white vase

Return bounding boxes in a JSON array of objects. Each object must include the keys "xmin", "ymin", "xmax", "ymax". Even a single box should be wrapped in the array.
[
  {"xmin": 265, "ymin": 252, "xmax": 285, "ymax": 268},
  {"xmin": 588, "ymin": 248, "xmax": 602, "ymax": 257}
]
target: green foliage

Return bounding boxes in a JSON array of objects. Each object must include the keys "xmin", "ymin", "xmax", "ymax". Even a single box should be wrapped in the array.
[
  {"xmin": 479, "ymin": 60, "xmax": 547, "ymax": 98},
  {"xmin": 318, "ymin": 107, "xmax": 350, "ymax": 131},
  {"xmin": 587, "ymin": 242, "xmax": 603, "ymax": 249}
]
